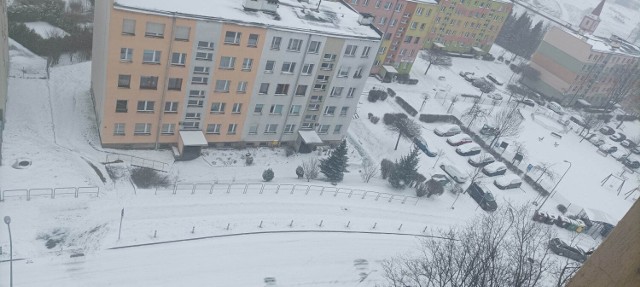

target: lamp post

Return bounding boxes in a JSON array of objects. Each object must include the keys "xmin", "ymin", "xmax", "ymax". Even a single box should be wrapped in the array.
[
  {"xmin": 536, "ymin": 160, "xmax": 572, "ymax": 212},
  {"xmin": 4, "ymin": 216, "xmax": 13, "ymax": 287}
]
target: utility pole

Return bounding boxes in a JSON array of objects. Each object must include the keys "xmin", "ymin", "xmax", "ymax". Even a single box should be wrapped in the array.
[{"xmin": 118, "ymin": 208, "xmax": 124, "ymax": 241}]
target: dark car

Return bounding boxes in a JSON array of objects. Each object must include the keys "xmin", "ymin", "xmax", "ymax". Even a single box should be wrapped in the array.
[
  {"xmin": 518, "ymin": 99, "xmax": 535, "ymax": 107},
  {"xmin": 532, "ymin": 210, "xmax": 556, "ymax": 224},
  {"xmin": 413, "ymin": 137, "xmax": 438, "ymax": 157},
  {"xmin": 599, "ymin": 126, "xmax": 615, "ymax": 135},
  {"xmin": 610, "ymin": 132, "xmax": 626, "ymax": 142},
  {"xmin": 548, "ymin": 238, "xmax": 587, "ymax": 263},
  {"xmin": 632, "ymin": 147, "xmax": 640, "ymax": 155},
  {"xmin": 620, "ymin": 139, "xmax": 635, "ymax": 148},
  {"xmin": 623, "ymin": 158, "xmax": 640, "ymax": 169},
  {"xmin": 466, "ymin": 182, "xmax": 498, "ymax": 211}
]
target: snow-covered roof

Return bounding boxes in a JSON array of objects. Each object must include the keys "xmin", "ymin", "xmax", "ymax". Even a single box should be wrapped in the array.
[
  {"xmin": 23, "ymin": 22, "xmax": 69, "ymax": 39},
  {"xmin": 382, "ymin": 65, "xmax": 398, "ymax": 74},
  {"xmin": 580, "ymin": 207, "xmax": 618, "ymax": 225},
  {"xmin": 298, "ymin": 130, "xmax": 323, "ymax": 144},
  {"xmin": 114, "ymin": 0, "xmax": 381, "ymax": 40},
  {"xmin": 179, "ymin": 131, "xmax": 208, "ymax": 146}
]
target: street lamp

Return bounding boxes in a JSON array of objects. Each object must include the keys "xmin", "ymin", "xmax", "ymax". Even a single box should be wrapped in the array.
[
  {"xmin": 4, "ymin": 216, "xmax": 13, "ymax": 287},
  {"xmin": 536, "ymin": 160, "xmax": 572, "ymax": 212}
]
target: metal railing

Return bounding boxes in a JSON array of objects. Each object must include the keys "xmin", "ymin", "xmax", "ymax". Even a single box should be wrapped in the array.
[
  {"xmin": 1, "ymin": 186, "xmax": 99, "ymax": 201},
  {"xmin": 105, "ymin": 153, "xmax": 170, "ymax": 172}
]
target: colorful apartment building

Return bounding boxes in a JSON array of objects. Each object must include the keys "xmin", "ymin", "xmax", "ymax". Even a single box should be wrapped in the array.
[
  {"xmin": 91, "ymin": 0, "xmax": 380, "ymax": 158},
  {"xmin": 0, "ymin": 0, "xmax": 9, "ymax": 165},
  {"xmin": 522, "ymin": 3, "xmax": 640, "ymax": 108},
  {"xmin": 346, "ymin": 0, "xmax": 511, "ymax": 75}
]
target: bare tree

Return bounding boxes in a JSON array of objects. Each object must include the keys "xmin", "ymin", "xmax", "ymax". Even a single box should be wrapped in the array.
[
  {"xmin": 360, "ymin": 159, "xmax": 378, "ymax": 183},
  {"xmin": 489, "ymin": 105, "xmax": 524, "ymax": 146},
  {"xmin": 462, "ymin": 99, "xmax": 488, "ymax": 128},
  {"xmin": 301, "ymin": 158, "xmax": 320, "ymax": 182},
  {"xmin": 533, "ymin": 162, "xmax": 558, "ymax": 184},
  {"xmin": 386, "ymin": 117, "xmax": 422, "ymax": 150},
  {"xmin": 512, "ymin": 141, "xmax": 528, "ymax": 165},
  {"xmin": 381, "ymin": 206, "xmax": 556, "ymax": 287},
  {"xmin": 578, "ymin": 113, "xmax": 604, "ymax": 142},
  {"xmin": 420, "ymin": 50, "xmax": 450, "ymax": 75},
  {"xmin": 467, "ymin": 165, "xmax": 486, "ymax": 185},
  {"xmin": 447, "ymin": 96, "xmax": 459, "ymax": 113}
]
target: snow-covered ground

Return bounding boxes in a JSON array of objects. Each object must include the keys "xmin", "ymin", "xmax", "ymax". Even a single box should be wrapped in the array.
[
  {"xmin": 0, "ymin": 40, "xmax": 636, "ymax": 285},
  {"xmin": 23, "ymin": 22, "xmax": 70, "ymax": 39}
]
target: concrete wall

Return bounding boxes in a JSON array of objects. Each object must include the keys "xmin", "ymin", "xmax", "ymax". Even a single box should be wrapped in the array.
[
  {"xmin": 91, "ymin": 0, "xmax": 113, "ymax": 140},
  {"xmin": 0, "ymin": 0, "xmax": 9, "ymax": 165}
]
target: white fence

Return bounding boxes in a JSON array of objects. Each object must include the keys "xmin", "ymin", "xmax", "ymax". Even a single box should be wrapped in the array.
[
  {"xmin": 105, "ymin": 153, "xmax": 170, "ymax": 172},
  {"xmin": 1, "ymin": 186, "xmax": 100, "ymax": 201}
]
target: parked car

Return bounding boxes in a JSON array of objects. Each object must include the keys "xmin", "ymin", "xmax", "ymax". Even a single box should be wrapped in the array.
[
  {"xmin": 485, "ymin": 74, "xmax": 504, "ymax": 86},
  {"xmin": 479, "ymin": 124, "xmax": 497, "ymax": 136},
  {"xmin": 456, "ymin": 143, "xmax": 482, "ymax": 156},
  {"xmin": 620, "ymin": 139, "xmax": 635, "ymax": 148},
  {"xmin": 599, "ymin": 126, "xmax": 615, "ymax": 135},
  {"xmin": 610, "ymin": 132, "xmax": 626, "ymax": 142},
  {"xmin": 466, "ymin": 182, "xmax": 498, "ymax": 211},
  {"xmin": 532, "ymin": 210, "xmax": 556, "ymax": 224},
  {"xmin": 434, "ymin": 124, "xmax": 462, "ymax": 137},
  {"xmin": 598, "ymin": 143, "xmax": 617, "ymax": 153},
  {"xmin": 472, "ymin": 78, "xmax": 496, "ymax": 93},
  {"xmin": 482, "ymin": 162, "xmax": 507, "ymax": 176},
  {"xmin": 468, "ymin": 154, "xmax": 495, "ymax": 167},
  {"xmin": 413, "ymin": 137, "xmax": 438, "ymax": 157},
  {"xmin": 431, "ymin": 174, "xmax": 452, "ymax": 187},
  {"xmin": 623, "ymin": 158, "xmax": 640, "ymax": 169},
  {"xmin": 632, "ymin": 147, "xmax": 640, "ymax": 155},
  {"xmin": 589, "ymin": 136, "xmax": 606, "ymax": 147},
  {"xmin": 440, "ymin": 164, "xmax": 468, "ymax": 183},
  {"xmin": 547, "ymin": 102, "xmax": 565, "ymax": 115},
  {"xmin": 494, "ymin": 174, "xmax": 522, "ymax": 189},
  {"xmin": 486, "ymin": 93, "xmax": 503, "ymax": 101},
  {"xmin": 548, "ymin": 238, "xmax": 587, "ymax": 263},
  {"xmin": 459, "ymin": 71, "xmax": 475, "ymax": 82},
  {"xmin": 519, "ymin": 99, "xmax": 535, "ymax": 107},
  {"xmin": 530, "ymin": 93, "xmax": 546, "ymax": 106},
  {"xmin": 447, "ymin": 134, "xmax": 473, "ymax": 146},
  {"xmin": 611, "ymin": 150, "xmax": 630, "ymax": 160}
]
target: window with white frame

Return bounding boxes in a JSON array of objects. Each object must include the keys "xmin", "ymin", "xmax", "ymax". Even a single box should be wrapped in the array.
[
  {"xmin": 167, "ymin": 78, "xmax": 182, "ymax": 91},
  {"xmin": 378, "ymin": 16, "xmax": 387, "ymax": 25},
  {"xmin": 275, "ymin": 84, "xmax": 290, "ymax": 95},
  {"xmin": 347, "ymin": 87, "xmax": 356, "ymax": 98},
  {"xmin": 189, "ymin": 90, "xmax": 206, "ymax": 98},
  {"xmin": 206, "ymin": 124, "xmax": 221, "ymax": 134},
  {"xmin": 134, "ymin": 123, "xmax": 152, "ymax": 135},
  {"xmin": 353, "ymin": 66, "xmax": 363, "ymax": 78},
  {"xmin": 334, "ymin": 124, "xmax": 343, "ymax": 134},
  {"xmin": 302, "ymin": 64, "xmax": 314, "ymax": 75},
  {"xmin": 195, "ymin": 52, "xmax": 213, "ymax": 61},
  {"xmin": 185, "ymin": 112, "xmax": 201, "ymax": 119},
  {"xmin": 142, "ymin": 50, "xmax": 161, "ymax": 64},
  {"xmin": 254, "ymin": 104, "xmax": 264, "ymax": 114},
  {"xmin": 197, "ymin": 41, "xmax": 214, "ymax": 50},
  {"xmin": 224, "ymin": 31, "xmax": 241, "ymax": 45},
  {"xmin": 215, "ymin": 80, "xmax": 230, "ymax": 92},
  {"xmin": 219, "ymin": 56, "xmax": 236, "ymax": 69},
  {"xmin": 308, "ymin": 41, "xmax": 321, "ymax": 53},
  {"xmin": 137, "ymin": 101, "xmax": 155, "ymax": 112},
  {"xmin": 410, "ymin": 22, "xmax": 418, "ymax": 30},
  {"xmin": 310, "ymin": 95, "xmax": 323, "ymax": 102},
  {"xmin": 331, "ymin": 87, "xmax": 343, "ymax": 97},
  {"xmin": 237, "ymin": 81, "xmax": 248, "ymax": 93},
  {"xmin": 323, "ymin": 106, "xmax": 336, "ymax": 116},
  {"xmin": 313, "ymin": 84, "xmax": 326, "ymax": 91},
  {"xmin": 271, "ymin": 36, "xmax": 282, "ymax": 50},
  {"xmin": 248, "ymin": 34, "xmax": 259, "ymax": 47},
  {"xmin": 269, "ymin": 104, "xmax": 283, "ymax": 115},
  {"xmin": 161, "ymin": 124, "xmax": 175, "ymax": 135},
  {"xmin": 182, "ymin": 121, "xmax": 200, "ymax": 130},
  {"xmin": 248, "ymin": 124, "xmax": 258, "ymax": 135},
  {"xmin": 118, "ymin": 75, "xmax": 131, "ymax": 88},
  {"xmin": 287, "ymin": 38, "xmax": 303, "ymax": 51},
  {"xmin": 320, "ymin": 63, "xmax": 334, "ymax": 70},
  {"xmin": 188, "ymin": 99, "xmax": 204, "ymax": 107},
  {"xmin": 301, "ymin": 122, "xmax": 314, "ymax": 130},
  {"xmin": 265, "ymin": 60, "xmax": 275, "ymax": 73},
  {"xmin": 338, "ymin": 66, "xmax": 350, "ymax": 77},
  {"xmin": 171, "ymin": 53, "xmax": 187, "ymax": 65},
  {"xmin": 114, "ymin": 123, "xmax": 126, "ymax": 135},
  {"xmin": 295, "ymin": 85, "xmax": 307, "ymax": 96},
  {"xmin": 193, "ymin": 66, "xmax": 210, "ymax": 75},
  {"xmin": 390, "ymin": 19, "xmax": 397, "ymax": 27},
  {"xmin": 116, "ymin": 100, "xmax": 128, "ymax": 113},
  {"xmin": 361, "ymin": 46, "xmax": 371, "ymax": 58},
  {"xmin": 227, "ymin": 124, "xmax": 237, "ymax": 135},
  {"xmin": 323, "ymin": 53, "xmax": 336, "ymax": 61},
  {"xmin": 164, "ymin": 101, "xmax": 178, "ymax": 113},
  {"xmin": 259, "ymin": 83, "xmax": 269, "ymax": 94},
  {"xmin": 210, "ymin": 102, "xmax": 226, "ymax": 113},
  {"xmin": 174, "ymin": 26, "xmax": 190, "ymax": 41},
  {"xmin": 122, "ymin": 19, "xmax": 135, "ymax": 35},
  {"xmin": 281, "ymin": 62, "xmax": 296, "ymax": 73},
  {"xmin": 284, "ymin": 124, "xmax": 295, "ymax": 134},
  {"xmin": 145, "ymin": 22, "xmax": 165, "ymax": 37},
  {"xmin": 191, "ymin": 76, "xmax": 208, "ymax": 85},
  {"xmin": 316, "ymin": 75, "xmax": 329, "ymax": 82},
  {"xmin": 289, "ymin": 105, "xmax": 301, "ymax": 115},
  {"xmin": 395, "ymin": 3, "xmax": 402, "ymax": 11},
  {"xmin": 318, "ymin": 124, "xmax": 330, "ymax": 134},
  {"xmin": 232, "ymin": 103, "xmax": 242, "ymax": 114},
  {"xmin": 340, "ymin": 106, "xmax": 349, "ymax": 116},
  {"xmin": 264, "ymin": 124, "xmax": 278, "ymax": 134},
  {"xmin": 304, "ymin": 114, "xmax": 317, "ymax": 121},
  {"xmin": 139, "ymin": 76, "xmax": 158, "ymax": 89},
  {"xmin": 375, "ymin": 0, "xmax": 381, "ymax": 8},
  {"xmin": 242, "ymin": 58, "xmax": 253, "ymax": 71},
  {"xmin": 345, "ymin": 45, "xmax": 358, "ymax": 56},
  {"xmin": 120, "ymin": 48, "xmax": 133, "ymax": 62}
]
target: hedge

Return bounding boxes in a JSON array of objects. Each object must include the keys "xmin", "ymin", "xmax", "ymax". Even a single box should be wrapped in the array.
[{"xmin": 395, "ymin": 96, "xmax": 418, "ymax": 116}]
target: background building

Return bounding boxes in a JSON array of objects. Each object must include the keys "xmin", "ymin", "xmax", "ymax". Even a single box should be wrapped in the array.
[
  {"xmin": 0, "ymin": 0, "xmax": 9, "ymax": 165},
  {"xmin": 92, "ymin": 0, "xmax": 380, "ymax": 158}
]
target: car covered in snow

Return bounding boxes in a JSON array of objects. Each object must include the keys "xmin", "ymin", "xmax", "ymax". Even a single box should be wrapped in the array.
[
  {"xmin": 456, "ymin": 143, "xmax": 482, "ymax": 156},
  {"xmin": 589, "ymin": 136, "xmax": 606, "ymax": 147},
  {"xmin": 466, "ymin": 182, "xmax": 498, "ymax": 211},
  {"xmin": 609, "ymin": 132, "xmax": 626, "ymax": 142},
  {"xmin": 459, "ymin": 71, "xmax": 475, "ymax": 82},
  {"xmin": 623, "ymin": 157, "xmax": 640, "ymax": 169},
  {"xmin": 632, "ymin": 147, "xmax": 640, "ymax": 155},
  {"xmin": 599, "ymin": 126, "xmax": 615, "ymax": 135},
  {"xmin": 431, "ymin": 174, "xmax": 452, "ymax": 187},
  {"xmin": 468, "ymin": 154, "xmax": 495, "ymax": 167},
  {"xmin": 486, "ymin": 93, "xmax": 503, "ymax": 101},
  {"xmin": 548, "ymin": 238, "xmax": 587, "ymax": 263},
  {"xmin": 611, "ymin": 150, "xmax": 630, "ymax": 160},
  {"xmin": 413, "ymin": 137, "xmax": 438, "ymax": 157},
  {"xmin": 434, "ymin": 124, "xmax": 462, "ymax": 137},
  {"xmin": 598, "ymin": 143, "xmax": 617, "ymax": 153},
  {"xmin": 482, "ymin": 162, "xmax": 507, "ymax": 177},
  {"xmin": 519, "ymin": 98, "xmax": 536, "ymax": 107},
  {"xmin": 620, "ymin": 139, "xmax": 635, "ymax": 148},
  {"xmin": 446, "ymin": 134, "xmax": 473, "ymax": 146},
  {"xmin": 494, "ymin": 174, "xmax": 522, "ymax": 189},
  {"xmin": 485, "ymin": 74, "xmax": 504, "ymax": 86},
  {"xmin": 547, "ymin": 102, "xmax": 565, "ymax": 115},
  {"xmin": 440, "ymin": 164, "xmax": 468, "ymax": 184},
  {"xmin": 532, "ymin": 210, "xmax": 557, "ymax": 225}
]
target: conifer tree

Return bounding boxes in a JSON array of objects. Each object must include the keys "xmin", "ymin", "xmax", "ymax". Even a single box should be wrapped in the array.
[
  {"xmin": 320, "ymin": 140, "xmax": 349, "ymax": 182},
  {"xmin": 388, "ymin": 148, "xmax": 420, "ymax": 189}
]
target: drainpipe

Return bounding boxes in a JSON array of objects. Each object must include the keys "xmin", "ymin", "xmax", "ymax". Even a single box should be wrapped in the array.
[{"xmin": 154, "ymin": 12, "xmax": 178, "ymax": 149}]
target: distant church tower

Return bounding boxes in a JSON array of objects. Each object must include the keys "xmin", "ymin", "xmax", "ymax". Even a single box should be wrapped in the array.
[{"xmin": 579, "ymin": 0, "xmax": 605, "ymax": 35}]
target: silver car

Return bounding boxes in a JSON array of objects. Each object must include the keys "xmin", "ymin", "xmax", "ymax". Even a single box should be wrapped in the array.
[{"xmin": 440, "ymin": 164, "xmax": 468, "ymax": 183}]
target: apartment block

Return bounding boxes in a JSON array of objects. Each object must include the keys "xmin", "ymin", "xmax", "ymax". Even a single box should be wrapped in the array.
[{"xmin": 0, "ymin": 0, "xmax": 9, "ymax": 165}]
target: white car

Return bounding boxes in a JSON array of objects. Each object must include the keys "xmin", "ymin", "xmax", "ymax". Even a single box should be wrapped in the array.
[
  {"xmin": 468, "ymin": 153, "xmax": 495, "ymax": 167},
  {"xmin": 611, "ymin": 150, "xmax": 630, "ymax": 160},
  {"xmin": 494, "ymin": 174, "xmax": 522, "ymax": 189},
  {"xmin": 446, "ymin": 134, "xmax": 473, "ymax": 146},
  {"xmin": 434, "ymin": 124, "xmax": 462, "ymax": 137},
  {"xmin": 440, "ymin": 164, "xmax": 469, "ymax": 183},
  {"xmin": 547, "ymin": 102, "xmax": 565, "ymax": 115},
  {"xmin": 456, "ymin": 143, "xmax": 482, "ymax": 156},
  {"xmin": 482, "ymin": 162, "xmax": 507, "ymax": 176}
]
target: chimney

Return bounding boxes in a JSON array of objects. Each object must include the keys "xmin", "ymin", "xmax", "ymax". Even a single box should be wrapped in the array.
[{"xmin": 358, "ymin": 13, "xmax": 374, "ymax": 25}]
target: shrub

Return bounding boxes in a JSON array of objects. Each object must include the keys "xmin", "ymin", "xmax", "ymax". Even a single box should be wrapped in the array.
[
  {"xmin": 368, "ymin": 112, "xmax": 373, "ymax": 119},
  {"xmin": 367, "ymin": 89, "xmax": 387, "ymax": 102},
  {"xmin": 130, "ymin": 167, "xmax": 171, "ymax": 189},
  {"xmin": 245, "ymin": 154, "xmax": 254, "ymax": 165},
  {"xmin": 414, "ymin": 174, "xmax": 427, "ymax": 186},
  {"xmin": 395, "ymin": 96, "xmax": 418, "ymax": 116},
  {"xmin": 426, "ymin": 179, "xmax": 445, "ymax": 197},
  {"xmin": 387, "ymin": 88, "xmax": 396, "ymax": 97},
  {"xmin": 383, "ymin": 113, "xmax": 408, "ymax": 125},
  {"xmin": 416, "ymin": 183, "xmax": 427, "ymax": 197},
  {"xmin": 296, "ymin": 166, "xmax": 304, "ymax": 178},
  {"xmin": 285, "ymin": 146, "xmax": 295, "ymax": 157},
  {"xmin": 262, "ymin": 168, "xmax": 274, "ymax": 182},
  {"xmin": 370, "ymin": 116, "xmax": 380, "ymax": 124},
  {"xmin": 557, "ymin": 204, "xmax": 568, "ymax": 214},
  {"xmin": 380, "ymin": 159, "xmax": 395, "ymax": 179}
]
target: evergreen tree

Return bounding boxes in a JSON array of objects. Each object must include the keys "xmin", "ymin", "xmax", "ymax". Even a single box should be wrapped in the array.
[
  {"xmin": 320, "ymin": 140, "xmax": 349, "ymax": 182},
  {"xmin": 388, "ymin": 148, "xmax": 420, "ymax": 189},
  {"xmin": 512, "ymin": 13, "xmax": 533, "ymax": 58},
  {"xmin": 526, "ymin": 21, "xmax": 545, "ymax": 58}
]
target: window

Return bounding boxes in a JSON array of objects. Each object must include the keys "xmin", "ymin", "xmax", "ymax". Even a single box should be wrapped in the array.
[
  {"xmin": 137, "ymin": 101, "xmax": 155, "ymax": 112},
  {"xmin": 193, "ymin": 66, "xmax": 210, "ymax": 75},
  {"xmin": 174, "ymin": 26, "xmax": 190, "ymax": 41},
  {"xmin": 410, "ymin": 22, "xmax": 418, "ymax": 30},
  {"xmin": 323, "ymin": 106, "xmax": 336, "ymax": 116},
  {"xmin": 206, "ymin": 124, "xmax": 221, "ymax": 134},
  {"xmin": 375, "ymin": 0, "xmax": 381, "ymax": 8},
  {"xmin": 313, "ymin": 84, "xmax": 326, "ymax": 91},
  {"xmin": 287, "ymin": 38, "xmax": 303, "ymax": 51},
  {"xmin": 301, "ymin": 63, "xmax": 315, "ymax": 75},
  {"xmin": 316, "ymin": 75, "xmax": 329, "ymax": 82},
  {"xmin": 232, "ymin": 103, "xmax": 242, "ymax": 114},
  {"xmin": 237, "ymin": 81, "xmax": 248, "ymax": 93},
  {"xmin": 289, "ymin": 105, "xmax": 301, "ymax": 115},
  {"xmin": 122, "ymin": 19, "xmax": 136, "ymax": 35},
  {"xmin": 345, "ymin": 45, "xmax": 358, "ymax": 56},
  {"xmin": 281, "ymin": 62, "xmax": 296, "ymax": 73},
  {"xmin": 248, "ymin": 34, "xmax": 259, "ymax": 47},
  {"xmin": 347, "ymin": 87, "xmax": 356, "ymax": 98},
  {"xmin": 191, "ymin": 76, "xmax": 208, "ymax": 85},
  {"xmin": 416, "ymin": 7, "xmax": 424, "ymax": 15},
  {"xmin": 115, "ymin": 100, "xmax": 128, "ymax": 113},
  {"xmin": 271, "ymin": 36, "xmax": 282, "ymax": 50},
  {"xmin": 307, "ymin": 104, "xmax": 320, "ymax": 111},
  {"xmin": 145, "ymin": 22, "xmax": 165, "ymax": 38},
  {"xmin": 259, "ymin": 83, "xmax": 269, "ymax": 94},
  {"xmin": 338, "ymin": 66, "xmax": 350, "ymax": 77},
  {"xmin": 264, "ymin": 124, "xmax": 278, "ymax": 134},
  {"xmin": 248, "ymin": 124, "xmax": 259, "ymax": 135},
  {"xmin": 308, "ymin": 41, "xmax": 321, "ymax": 53},
  {"xmin": 323, "ymin": 53, "xmax": 336, "ymax": 61},
  {"xmin": 301, "ymin": 122, "xmax": 314, "ymax": 130},
  {"xmin": 284, "ymin": 124, "xmax": 295, "ymax": 134},
  {"xmin": 224, "ymin": 31, "xmax": 241, "ymax": 45},
  {"xmin": 227, "ymin": 124, "xmax": 237, "ymax": 135},
  {"xmin": 361, "ymin": 46, "xmax": 371, "ymax": 58},
  {"xmin": 210, "ymin": 102, "xmax": 226, "ymax": 113},
  {"xmin": 390, "ymin": 19, "xmax": 397, "ymax": 27},
  {"xmin": 295, "ymin": 85, "xmax": 307, "ymax": 96},
  {"xmin": 215, "ymin": 80, "xmax": 230, "ymax": 92},
  {"xmin": 167, "ymin": 78, "xmax": 183, "ymax": 91},
  {"xmin": 242, "ymin": 58, "xmax": 253, "ymax": 71},
  {"xmin": 188, "ymin": 100, "xmax": 204, "ymax": 107},
  {"xmin": 334, "ymin": 124, "xmax": 343, "ymax": 134},
  {"xmin": 171, "ymin": 53, "xmax": 187, "ymax": 65},
  {"xmin": 164, "ymin": 101, "xmax": 178, "ymax": 113},
  {"xmin": 120, "ymin": 48, "xmax": 133, "ymax": 62},
  {"xmin": 340, "ymin": 106, "xmax": 349, "ymax": 116},
  {"xmin": 185, "ymin": 112, "xmax": 201, "ymax": 119},
  {"xmin": 219, "ymin": 56, "xmax": 236, "ymax": 69},
  {"xmin": 114, "ymin": 123, "xmax": 126, "ymax": 136},
  {"xmin": 378, "ymin": 16, "xmax": 387, "ymax": 25},
  {"xmin": 330, "ymin": 87, "xmax": 343, "ymax": 97},
  {"xmin": 134, "ymin": 123, "xmax": 152, "ymax": 135},
  {"xmin": 195, "ymin": 52, "xmax": 213, "ymax": 61},
  {"xmin": 254, "ymin": 104, "xmax": 264, "ymax": 114},
  {"xmin": 395, "ymin": 3, "xmax": 402, "ymax": 11},
  {"xmin": 139, "ymin": 76, "xmax": 158, "ymax": 89},
  {"xmin": 118, "ymin": 75, "xmax": 131, "ymax": 88},
  {"xmin": 318, "ymin": 125, "xmax": 330, "ymax": 134},
  {"xmin": 384, "ymin": 2, "xmax": 392, "ymax": 10},
  {"xmin": 197, "ymin": 41, "xmax": 214, "ymax": 50},
  {"xmin": 269, "ymin": 104, "xmax": 283, "ymax": 115},
  {"xmin": 275, "ymin": 84, "xmax": 289, "ymax": 95},
  {"xmin": 320, "ymin": 63, "xmax": 334, "ymax": 70},
  {"xmin": 183, "ymin": 121, "xmax": 200, "ymax": 130},
  {"xmin": 161, "ymin": 124, "xmax": 175, "ymax": 135},
  {"xmin": 305, "ymin": 114, "xmax": 318, "ymax": 122},
  {"xmin": 404, "ymin": 36, "xmax": 413, "ymax": 43},
  {"xmin": 353, "ymin": 66, "xmax": 363, "ymax": 78},
  {"xmin": 143, "ymin": 50, "xmax": 161, "ymax": 64},
  {"xmin": 310, "ymin": 95, "xmax": 323, "ymax": 102}
]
